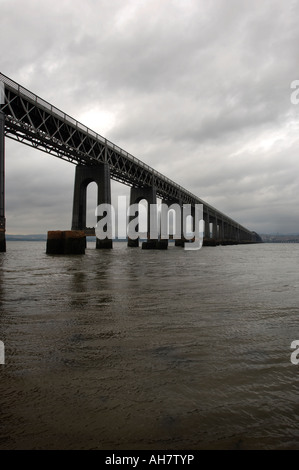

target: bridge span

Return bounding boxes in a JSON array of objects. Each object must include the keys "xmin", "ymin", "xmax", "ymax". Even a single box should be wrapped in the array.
[{"xmin": 0, "ymin": 73, "xmax": 261, "ymax": 252}]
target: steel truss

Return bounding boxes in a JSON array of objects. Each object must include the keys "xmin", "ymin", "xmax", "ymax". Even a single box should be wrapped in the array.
[{"xmin": 0, "ymin": 72, "xmax": 253, "ymax": 236}]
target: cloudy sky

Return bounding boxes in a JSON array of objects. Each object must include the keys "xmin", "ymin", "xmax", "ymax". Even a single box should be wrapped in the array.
[{"xmin": 1, "ymin": 0, "xmax": 299, "ymax": 235}]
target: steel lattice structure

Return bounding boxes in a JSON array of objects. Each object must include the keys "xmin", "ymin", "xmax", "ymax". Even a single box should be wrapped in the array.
[{"xmin": 0, "ymin": 72, "xmax": 254, "ymax": 235}]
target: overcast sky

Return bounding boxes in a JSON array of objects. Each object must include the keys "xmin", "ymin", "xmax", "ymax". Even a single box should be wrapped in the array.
[{"xmin": 1, "ymin": 0, "xmax": 299, "ymax": 235}]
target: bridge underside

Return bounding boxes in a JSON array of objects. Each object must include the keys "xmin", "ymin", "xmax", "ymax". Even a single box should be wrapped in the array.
[{"xmin": 0, "ymin": 73, "xmax": 262, "ymax": 252}]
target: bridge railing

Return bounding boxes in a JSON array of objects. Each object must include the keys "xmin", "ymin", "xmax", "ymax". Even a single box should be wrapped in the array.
[
  {"xmin": 0, "ymin": 72, "xmax": 253, "ymax": 235},
  {"xmin": 0, "ymin": 73, "xmax": 197, "ymax": 192}
]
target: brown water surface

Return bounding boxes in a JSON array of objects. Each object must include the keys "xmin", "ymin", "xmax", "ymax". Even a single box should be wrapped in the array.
[{"xmin": 0, "ymin": 241, "xmax": 298, "ymax": 449}]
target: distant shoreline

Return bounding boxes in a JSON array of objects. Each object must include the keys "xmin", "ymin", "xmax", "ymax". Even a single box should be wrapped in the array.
[
  {"xmin": 5, "ymin": 235, "xmax": 128, "ymax": 242},
  {"xmin": 5, "ymin": 234, "xmax": 299, "ymax": 243}
]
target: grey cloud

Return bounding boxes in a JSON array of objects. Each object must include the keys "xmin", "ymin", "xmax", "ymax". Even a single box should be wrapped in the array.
[{"xmin": 1, "ymin": 0, "xmax": 299, "ymax": 234}]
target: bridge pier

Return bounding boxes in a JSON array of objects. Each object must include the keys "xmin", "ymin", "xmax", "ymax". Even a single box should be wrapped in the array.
[
  {"xmin": 239, "ymin": 229, "xmax": 253, "ymax": 244},
  {"xmin": 218, "ymin": 218, "xmax": 224, "ymax": 244},
  {"xmin": 204, "ymin": 212, "xmax": 210, "ymax": 239},
  {"xmin": 203, "ymin": 212, "xmax": 217, "ymax": 246},
  {"xmin": 220, "ymin": 222, "xmax": 239, "ymax": 245},
  {"xmin": 174, "ymin": 212, "xmax": 188, "ymax": 247},
  {"xmin": 234, "ymin": 225, "xmax": 240, "ymax": 243},
  {"xmin": 168, "ymin": 199, "xmax": 188, "ymax": 247},
  {"xmin": 174, "ymin": 216, "xmax": 186, "ymax": 247},
  {"xmin": 160, "ymin": 199, "xmax": 183, "ymax": 249},
  {"xmin": 0, "ymin": 112, "xmax": 5, "ymax": 253},
  {"xmin": 212, "ymin": 217, "xmax": 219, "ymax": 244},
  {"xmin": 46, "ymin": 230, "xmax": 86, "ymax": 255},
  {"xmin": 72, "ymin": 163, "xmax": 112, "ymax": 248},
  {"xmin": 0, "ymin": 73, "xmax": 262, "ymax": 253},
  {"xmin": 203, "ymin": 211, "xmax": 213, "ymax": 246},
  {"xmin": 127, "ymin": 186, "xmax": 158, "ymax": 249},
  {"xmin": 171, "ymin": 202, "xmax": 205, "ymax": 248},
  {"xmin": 221, "ymin": 220, "xmax": 230, "ymax": 245}
]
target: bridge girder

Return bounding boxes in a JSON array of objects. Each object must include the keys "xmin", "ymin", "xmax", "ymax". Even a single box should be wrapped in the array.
[{"xmin": 0, "ymin": 73, "xmax": 255, "ymax": 241}]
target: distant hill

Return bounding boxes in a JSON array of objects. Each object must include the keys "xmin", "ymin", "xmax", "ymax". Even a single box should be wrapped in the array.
[{"xmin": 261, "ymin": 234, "xmax": 299, "ymax": 243}]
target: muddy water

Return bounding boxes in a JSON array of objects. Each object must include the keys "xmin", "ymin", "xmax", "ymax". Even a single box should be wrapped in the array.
[{"xmin": 0, "ymin": 241, "xmax": 299, "ymax": 449}]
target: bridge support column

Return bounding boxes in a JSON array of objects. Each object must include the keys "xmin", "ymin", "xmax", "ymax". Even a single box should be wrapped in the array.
[
  {"xmin": 172, "ymin": 199, "xmax": 186, "ymax": 247},
  {"xmin": 231, "ymin": 225, "xmax": 239, "ymax": 244},
  {"xmin": 240, "ymin": 230, "xmax": 251, "ymax": 243},
  {"xmin": 203, "ymin": 212, "xmax": 209, "ymax": 238},
  {"xmin": 127, "ymin": 186, "xmax": 158, "ymax": 248},
  {"xmin": 160, "ymin": 199, "xmax": 183, "ymax": 249},
  {"xmin": 175, "ymin": 225, "xmax": 187, "ymax": 246},
  {"xmin": 0, "ymin": 112, "xmax": 5, "ymax": 253},
  {"xmin": 230, "ymin": 225, "xmax": 234, "ymax": 243},
  {"xmin": 203, "ymin": 211, "xmax": 212, "ymax": 246},
  {"xmin": 71, "ymin": 163, "xmax": 112, "ymax": 248},
  {"xmin": 220, "ymin": 220, "xmax": 228, "ymax": 245},
  {"xmin": 222, "ymin": 221, "xmax": 232, "ymax": 245},
  {"xmin": 235, "ymin": 226, "xmax": 240, "ymax": 243},
  {"xmin": 175, "ymin": 233, "xmax": 185, "ymax": 247},
  {"xmin": 204, "ymin": 214, "xmax": 217, "ymax": 246},
  {"xmin": 47, "ymin": 230, "xmax": 86, "ymax": 255},
  {"xmin": 233, "ymin": 225, "xmax": 240, "ymax": 244},
  {"xmin": 223, "ymin": 223, "xmax": 239, "ymax": 245},
  {"xmin": 174, "ymin": 203, "xmax": 204, "ymax": 248},
  {"xmin": 212, "ymin": 217, "xmax": 219, "ymax": 245},
  {"xmin": 218, "ymin": 222, "xmax": 222, "ymax": 244}
]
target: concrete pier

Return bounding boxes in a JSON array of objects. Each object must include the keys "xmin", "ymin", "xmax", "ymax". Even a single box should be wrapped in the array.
[
  {"xmin": 160, "ymin": 199, "xmax": 186, "ymax": 248},
  {"xmin": 155, "ymin": 239, "xmax": 168, "ymax": 250},
  {"xmin": 0, "ymin": 73, "xmax": 262, "ymax": 252},
  {"xmin": 128, "ymin": 186, "xmax": 158, "ymax": 249},
  {"xmin": 46, "ymin": 230, "xmax": 86, "ymax": 255},
  {"xmin": 0, "ymin": 112, "xmax": 5, "ymax": 252},
  {"xmin": 0, "ymin": 225, "xmax": 5, "ymax": 252},
  {"xmin": 71, "ymin": 164, "xmax": 112, "ymax": 249},
  {"xmin": 203, "ymin": 238, "xmax": 217, "ymax": 246},
  {"xmin": 173, "ymin": 203, "xmax": 203, "ymax": 248},
  {"xmin": 204, "ymin": 212, "xmax": 210, "ymax": 239},
  {"xmin": 203, "ymin": 211, "xmax": 218, "ymax": 246}
]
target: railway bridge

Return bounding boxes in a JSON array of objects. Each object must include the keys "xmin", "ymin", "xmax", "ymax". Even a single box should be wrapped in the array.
[{"xmin": 0, "ymin": 73, "xmax": 261, "ymax": 252}]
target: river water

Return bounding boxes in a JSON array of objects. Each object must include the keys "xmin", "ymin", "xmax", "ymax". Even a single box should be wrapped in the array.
[{"xmin": 0, "ymin": 241, "xmax": 298, "ymax": 450}]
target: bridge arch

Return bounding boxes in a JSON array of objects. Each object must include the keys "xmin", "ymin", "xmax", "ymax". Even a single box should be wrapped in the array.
[
  {"xmin": 71, "ymin": 164, "xmax": 111, "ymax": 242},
  {"xmin": 0, "ymin": 73, "xmax": 260, "ymax": 251}
]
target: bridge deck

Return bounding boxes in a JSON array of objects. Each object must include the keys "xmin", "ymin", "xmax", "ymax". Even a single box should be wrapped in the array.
[{"xmin": 0, "ymin": 72, "xmax": 252, "ymax": 234}]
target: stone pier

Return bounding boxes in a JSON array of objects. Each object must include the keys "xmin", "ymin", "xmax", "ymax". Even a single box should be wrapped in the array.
[
  {"xmin": 127, "ymin": 186, "xmax": 158, "ymax": 249},
  {"xmin": 170, "ymin": 202, "xmax": 206, "ymax": 248},
  {"xmin": 46, "ymin": 230, "xmax": 86, "ymax": 255},
  {"xmin": 165, "ymin": 199, "xmax": 186, "ymax": 247},
  {"xmin": 71, "ymin": 163, "xmax": 112, "ymax": 248},
  {"xmin": 159, "ymin": 199, "xmax": 181, "ymax": 249},
  {"xmin": 203, "ymin": 211, "xmax": 217, "ymax": 246},
  {"xmin": 0, "ymin": 112, "xmax": 5, "ymax": 252}
]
